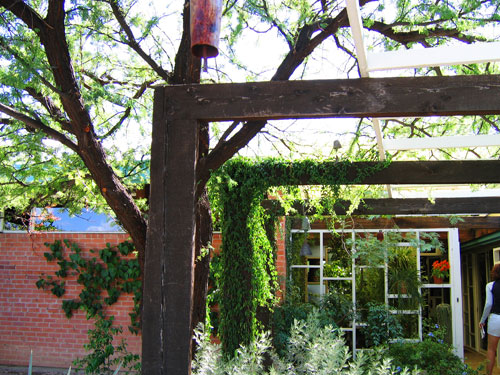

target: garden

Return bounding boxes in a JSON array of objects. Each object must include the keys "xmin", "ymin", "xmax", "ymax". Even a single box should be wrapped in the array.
[
  {"xmin": 195, "ymin": 158, "xmax": 479, "ymax": 375},
  {"xmin": 199, "ymin": 222, "xmax": 477, "ymax": 375}
]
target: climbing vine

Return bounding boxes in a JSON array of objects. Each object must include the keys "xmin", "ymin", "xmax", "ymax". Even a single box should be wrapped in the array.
[
  {"xmin": 36, "ymin": 239, "xmax": 142, "ymax": 332},
  {"xmin": 208, "ymin": 156, "xmax": 389, "ymax": 356}
]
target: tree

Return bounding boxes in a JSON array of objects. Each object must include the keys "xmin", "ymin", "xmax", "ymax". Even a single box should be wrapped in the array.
[{"xmin": 0, "ymin": 0, "xmax": 499, "ymax": 367}]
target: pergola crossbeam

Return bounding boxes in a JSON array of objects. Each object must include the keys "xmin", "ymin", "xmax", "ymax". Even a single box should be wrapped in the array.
[
  {"xmin": 163, "ymin": 75, "xmax": 500, "ymax": 122},
  {"xmin": 367, "ymin": 42, "xmax": 500, "ymax": 72},
  {"xmin": 264, "ymin": 197, "xmax": 500, "ymax": 216},
  {"xmin": 383, "ymin": 134, "xmax": 500, "ymax": 151}
]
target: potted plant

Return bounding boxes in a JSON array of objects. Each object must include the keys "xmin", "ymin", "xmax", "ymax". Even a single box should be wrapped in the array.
[{"xmin": 431, "ymin": 259, "xmax": 450, "ymax": 284}]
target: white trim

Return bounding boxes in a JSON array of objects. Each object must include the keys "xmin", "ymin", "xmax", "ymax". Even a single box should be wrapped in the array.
[
  {"xmin": 345, "ymin": 0, "xmax": 369, "ymax": 77},
  {"xmin": 290, "ymin": 227, "xmax": 463, "ymax": 357},
  {"xmin": 450, "ymin": 228, "xmax": 464, "ymax": 359},
  {"xmin": 367, "ymin": 42, "xmax": 500, "ymax": 72},
  {"xmin": 383, "ymin": 134, "xmax": 500, "ymax": 151}
]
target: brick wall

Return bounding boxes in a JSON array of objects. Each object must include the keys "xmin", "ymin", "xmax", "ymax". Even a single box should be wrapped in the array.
[
  {"xmin": 0, "ymin": 229, "xmax": 285, "ymax": 369},
  {"xmin": 0, "ymin": 232, "xmax": 139, "ymax": 369}
]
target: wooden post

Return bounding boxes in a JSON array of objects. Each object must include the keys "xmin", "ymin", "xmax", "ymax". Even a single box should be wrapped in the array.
[{"xmin": 142, "ymin": 88, "xmax": 199, "ymax": 374}]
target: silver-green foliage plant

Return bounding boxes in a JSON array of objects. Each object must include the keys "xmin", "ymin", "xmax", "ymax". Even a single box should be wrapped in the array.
[{"xmin": 192, "ymin": 311, "xmax": 418, "ymax": 375}]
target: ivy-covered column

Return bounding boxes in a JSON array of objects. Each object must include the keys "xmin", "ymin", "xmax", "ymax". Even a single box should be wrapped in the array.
[
  {"xmin": 219, "ymin": 183, "xmax": 256, "ymax": 355},
  {"xmin": 216, "ymin": 161, "xmax": 279, "ymax": 357}
]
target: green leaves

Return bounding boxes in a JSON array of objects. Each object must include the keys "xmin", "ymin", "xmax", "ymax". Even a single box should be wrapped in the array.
[{"xmin": 37, "ymin": 239, "xmax": 141, "ymax": 332}]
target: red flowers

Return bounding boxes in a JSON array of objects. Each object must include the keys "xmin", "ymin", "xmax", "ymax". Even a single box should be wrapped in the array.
[{"xmin": 432, "ymin": 259, "xmax": 450, "ymax": 279}]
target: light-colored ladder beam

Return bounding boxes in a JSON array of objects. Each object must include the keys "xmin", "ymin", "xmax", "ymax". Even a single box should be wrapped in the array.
[
  {"xmin": 346, "ymin": 0, "xmax": 391, "ymax": 196},
  {"xmin": 383, "ymin": 134, "xmax": 500, "ymax": 151},
  {"xmin": 367, "ymin": 42, "xmax": 500, "ymax": 72}
]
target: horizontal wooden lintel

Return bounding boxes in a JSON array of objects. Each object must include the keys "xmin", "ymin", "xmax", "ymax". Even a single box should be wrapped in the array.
[{"xmin": 160, "ymin": 75, "xmax": 500, "ymax": 121}]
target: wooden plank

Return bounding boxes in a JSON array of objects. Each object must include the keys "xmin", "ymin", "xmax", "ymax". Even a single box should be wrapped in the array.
[
  {"xmin": 367, "ymin": 42, "xmax": 500, "ymax": 72},
  {"xmin": 265, "ymin": 197, "xmax": 500, "ymax": 215},
  {"xmin": 142, "ymin": 89, "xmax": 166, "ymax": 374},
  {"xmin": 345, "ymin": 0, "xmax": 369, "ymax": 76},
  {"xmin": 382, "ymin": 134, "xmax": 500, "ymax": 151},
  {"xmin": 162, "ymin": 75, "xmax": 500, "ymax": 121},
  {"xmin": 290, "ymin": 216, "xmax": 500, "ymax": 231},
  {"xmin": 142, "ymin": 88, "xmax": 199, "ymax": 375},
  {"xmin": 355, "ymin": 197, "xmax": 500, "ymax": 215},
  {"xmin": 163, "ymin": 117, "xmax": 198, "ymax": 375},
  {"xmin": 252, "ymin": 160, "xmax": 500, "ymax": 185}
]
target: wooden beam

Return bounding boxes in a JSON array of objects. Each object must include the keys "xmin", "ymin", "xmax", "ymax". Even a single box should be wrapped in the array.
[
  {"xmin": 162, "ymin": 75, "xmax": 500, "ymax": 121},
  {"xmin": 142, "ymin": 90, "xmax": 199, "ymax": 375},
  {"xmin": 382, "ymin": 134, "xmax": 500, "ymax": 151},
  {"xmin": 264, "ymin": 197, "xmax": 500, "ymax": 215},
  {"xmin": 251, "ymin": 160, "xmax": 500, "ymax": 185},
  {"xmin": 290, "ymin": 216, "xmax": 500, "ymax": 231},
  {"xmin": 367, "ymin": 42, "xmax": 500, "ymax": 72},
  {"xmin": 355, "ymin": 197, "xmax": 500, "ymax": 215},
  {"xmin": 345, "ymin": 0, "xmax": 369, "ymax": 77}
]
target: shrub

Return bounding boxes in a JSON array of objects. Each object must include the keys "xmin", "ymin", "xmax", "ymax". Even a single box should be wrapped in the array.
[
  {"xmin": 194, "ymin": 311, "xmax": 417, "ymax": 375},
  {"xmin": 272, "ymin": 301, "xmax": 314, "ymax": 356},
  {"xmin": 363, "ymin": 302, "xmax": 402, "ymax": 347},
  {"xmin": 73, "ymin": 317, "xmax": 140, "ymax": 375},
  {"xmin": 386, "ymin": 325, "xmax": 482, "ymax": 375}
]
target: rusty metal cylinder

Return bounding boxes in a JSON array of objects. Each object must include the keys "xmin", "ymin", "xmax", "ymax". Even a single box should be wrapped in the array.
[{"xmin": 190, "ymin": 0, "xmax": 223, "ymax": 59}]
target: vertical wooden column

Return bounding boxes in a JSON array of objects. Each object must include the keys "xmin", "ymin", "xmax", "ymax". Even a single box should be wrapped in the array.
[{"xmin": 142, "ymin": 88, "xmax": 199, "ymax": 374}]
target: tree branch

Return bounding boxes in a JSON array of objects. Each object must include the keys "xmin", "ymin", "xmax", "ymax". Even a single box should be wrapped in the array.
[
  {"xmin": 24, "ymin": 87, "xmax": 72, "ymax": 131},
  {"xmin": 0, "ymin": 102, "xmax": 78, "ymax": 152},
  {"xmin": 367, "ymin": 20, "xmax": 483, "ymax": 46},
  {"xmin": 0, "ymin": 36, "xmax": 63, "ymax": 95},
  {"xmin": 106, "ymin": 0, "xmax": 171, "ymax": 82},
  {"xmin": 199, "ymin": 0, "xmax": 376, "ymax": 182},
  {"xmin": 0, "ymin": 0, "xmax": 47, "ymax": 32},
  {"xmin": 98, "ymin": 79, "xmax": 156, "ymax": 139}
]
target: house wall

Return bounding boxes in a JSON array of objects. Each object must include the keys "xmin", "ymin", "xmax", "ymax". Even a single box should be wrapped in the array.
[
  {"xmin": 0, "ymin": 225, "xmax": 286, "ymax": 369},
  {"xmin": 0, "ymin": 232, "xmax": 140, "ymax": 369}
]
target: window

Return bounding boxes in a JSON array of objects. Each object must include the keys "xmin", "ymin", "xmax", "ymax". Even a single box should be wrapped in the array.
[{"xmin": 2, "ymin": 207, "xmax": 123, "ymax": 233}]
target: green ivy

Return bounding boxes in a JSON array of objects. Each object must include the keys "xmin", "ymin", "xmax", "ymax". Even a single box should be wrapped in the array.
[
  {"xmin": 209, "ymin": 156, "xmax": 389, "ymax": 357},
  {"xmin": 36, "ymin": 239, "xmax": 142, "ymax": 333}
]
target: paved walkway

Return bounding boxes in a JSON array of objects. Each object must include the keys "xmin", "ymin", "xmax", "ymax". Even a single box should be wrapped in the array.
[{"xmin": 464, "ymin": 348, "xmax": 500, "ymax": 374}]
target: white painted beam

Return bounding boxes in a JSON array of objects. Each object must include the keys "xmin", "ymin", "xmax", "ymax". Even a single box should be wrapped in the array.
[
  {"xmin": 382, "ymin": 134, "xmax": 500, "ymax": 151},
  {"xmin": 345, "ymin": 0, "xmax": 369, "ymax": 77},
  {"xmin": 367, "ymin": 42, "xmax": 500, "ymax": 72},
  {"xmin": 345, "ymin": 0, "xmax": 391, "ymax": 196}
]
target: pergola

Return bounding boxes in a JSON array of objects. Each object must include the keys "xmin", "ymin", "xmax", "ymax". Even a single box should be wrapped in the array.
[
  {"xmin": 142, "ymin": 75, "xmax": 500, "ymax": 374},
  {"xmin": 141, "ymin": 2, "xmax": 500, "ymax": 373}
]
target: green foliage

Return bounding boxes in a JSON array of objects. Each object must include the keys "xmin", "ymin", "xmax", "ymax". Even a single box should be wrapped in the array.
[
  {"xmin": 210, "ymin": 157, "xmax": 383, "ymax": 355},
  {"xmin": 73, "ymin": 316, "xmax": 140, "ymax": 375},
  {"xmin": 0, "ymin": 0, "xmax": 153, "ymax": 217},
  {"xmin": 431, "ymin": 304, "xmax": 453, "ymax": 345},
  {"xmin": 209, "ymin": 157, "xmax": 390, "ymax": 356},
  {"xmin": 271, "ymin": 301, "xmax": 314, "ymax": 356},
  {"xmin": 193, "ymin": 312, "xmax": 418, "ymax": 375},
  {"xmin": 386, "ymin": 323, "xmax": 482, "ymax": 375},
  {"xmin": 349, "ymin": 230, "xmax": 443, "ymax": 267},
  {"xmin": 216, "ymin": 171, "xmax": 280, "ymax": 356},
  {"xmin": 37, "ymin": 239, "xmax": 141, "ymax": 373},
  {"xmin": 207, "ymin": 251, "xmax": 223, "ymax": 336},
  {"xmin": 319, "ymin": 290, "xmax": 356, "ymax": 327},
  {"xmin": 362, "ymin": 303, "xmax": 403, "ymax": 347},
  {"xmin": 287, "ymin": 231, "xmax": 308, "ymax": 302},
  {"xmin": 36, "ymin": 239, "xmax": 141, "ymax": 333}
]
